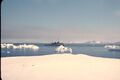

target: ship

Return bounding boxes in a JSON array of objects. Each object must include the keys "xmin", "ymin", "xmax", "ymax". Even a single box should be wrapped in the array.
[{"xmin": 45, "ymin": 41, "xmax": 64, "ymax": 46}]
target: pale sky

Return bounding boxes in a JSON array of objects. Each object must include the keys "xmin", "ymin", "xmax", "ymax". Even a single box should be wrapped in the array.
[{"xmin": 1, "ymin": 0, "xmax": 120, "ymax": 43}]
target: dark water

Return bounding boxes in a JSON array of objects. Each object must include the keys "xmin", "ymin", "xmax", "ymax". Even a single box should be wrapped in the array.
[{"xmin": 1, "ymin": 43, "xmax": 120, "ymax": 59}]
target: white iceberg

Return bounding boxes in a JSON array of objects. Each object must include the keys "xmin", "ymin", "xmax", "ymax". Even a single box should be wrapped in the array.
[
  {"xmin": 104, "ymin": 45, "xmax": 120, "ymax": 51},
  {"xmin": 55, "ymin": 45, "xmax": 72, "ymax": 53},
  {"xmin": 1, "ymin": 43, "xmax": 39, "ymax": 50}
]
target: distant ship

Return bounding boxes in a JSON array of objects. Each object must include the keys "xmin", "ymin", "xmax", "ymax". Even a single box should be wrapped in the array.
[
  {"xmin": 45, "ymin": 41, "xmax": 64, "ymax": 46},
  {"xmin": 104, "ymin": 45, "xmax": 120, "ymax": 51}
]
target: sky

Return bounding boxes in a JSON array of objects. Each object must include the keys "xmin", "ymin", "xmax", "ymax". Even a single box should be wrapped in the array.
[{"xmin": 1, "ymin": 0, "xmax": 120, "ymax": 43}]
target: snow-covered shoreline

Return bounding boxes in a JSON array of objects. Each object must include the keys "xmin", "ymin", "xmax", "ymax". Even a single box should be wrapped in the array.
[{"xmin": 1, "ymin": 54, "xmax": 120, "ymax": 80}]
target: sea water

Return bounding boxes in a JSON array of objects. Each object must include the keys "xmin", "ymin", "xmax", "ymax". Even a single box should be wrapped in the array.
[{"xmin": 1, "ymin": 43, "xmax": 120, "ymax": 59}]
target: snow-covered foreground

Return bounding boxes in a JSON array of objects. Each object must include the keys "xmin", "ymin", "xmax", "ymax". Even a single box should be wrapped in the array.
[{"xmin": 1, "ymin": 54, "xmax": 120, "ymax": 80}]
